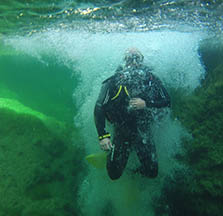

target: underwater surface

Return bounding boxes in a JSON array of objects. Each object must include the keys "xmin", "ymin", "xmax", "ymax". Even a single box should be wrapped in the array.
[{"xmin": 0, "ymin": 0, "xmax": 223, "ymax": 216}]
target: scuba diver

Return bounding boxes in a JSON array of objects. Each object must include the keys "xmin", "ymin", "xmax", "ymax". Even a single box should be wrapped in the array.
[{"xmin": 94, "ymin": 48, "xmax": 171, "ymax": 180}]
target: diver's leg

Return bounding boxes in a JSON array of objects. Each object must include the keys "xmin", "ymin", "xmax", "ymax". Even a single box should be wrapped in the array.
[
  {"xmin": 106, "ymin": 130, "xmax": 130, "ymax": 180},
  {"xmin": 135, "ymin": 133, "xmax": 158, "ymax": 178}
]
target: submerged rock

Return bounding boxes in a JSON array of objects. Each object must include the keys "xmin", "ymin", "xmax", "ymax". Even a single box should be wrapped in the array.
[
  {"xmin": 155, "ymin": 62, "xmax": 223, "ymax": 216},
  {"xmin": 0, "ymin": 98, "xmax": 85, "ymax": 216},
  {"xmin": 198, "ymin": 37, "xmax": 223, "ymax": 73}
]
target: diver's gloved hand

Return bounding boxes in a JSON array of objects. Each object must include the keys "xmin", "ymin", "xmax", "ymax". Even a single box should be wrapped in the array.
[
  {"xmin": 99, "ymin": 138, "xmax": 113, "ymax": 151},
  {"xmin": 129, "ymin": 98, "xmax": 146, "ymax": 110}
]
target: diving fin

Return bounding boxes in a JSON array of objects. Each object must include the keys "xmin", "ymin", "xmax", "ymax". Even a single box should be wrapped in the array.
[{"xmin": 85, "ymin": 152, "xmax": 107, "ymax": 169}]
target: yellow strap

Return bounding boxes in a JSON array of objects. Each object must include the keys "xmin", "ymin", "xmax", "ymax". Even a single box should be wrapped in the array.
[
  {"xmin": 99, "ymin": 133, "xmax": 111, "ymax": 140},
  {"xmin": 111, "ymin": 85, "xmax": 129, "ymax": 101},
  {"xmin": 124, "ymin": 86, "xmax": 129, "ymax": 97},
  {"xmin": 111, "ymin": 85, "xmax": 123, "ymax": 100}
]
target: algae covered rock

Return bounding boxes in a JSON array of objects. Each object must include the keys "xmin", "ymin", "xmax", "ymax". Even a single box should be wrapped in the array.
[
  {"xmin": 0, "ymin": 98, "xmax": 85, "ymax": 216},
  {"xmin": 155, "ymin": 63, "xmax": 223, "ymax": 216},
  {"xmin": 198, "ymin": 37, "xmax": 223, "ymax": 72}
]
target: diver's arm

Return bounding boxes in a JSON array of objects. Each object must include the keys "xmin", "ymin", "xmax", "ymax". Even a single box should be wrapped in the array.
[
  {"xmin": 94, "ymin": 82, "xmax": 113, "ymax": 151},
  {"xmin": 94, "ymin": 82, "xmax": 110, "ymax": 138}
]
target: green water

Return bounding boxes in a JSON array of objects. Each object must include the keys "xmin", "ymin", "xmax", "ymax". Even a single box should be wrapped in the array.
[
  {"xmin": 0, "ymin": 0, "xmax": 223, "ymax": 216},
  {"xmin": 0, "ymin": 52, "xmax": 77, "ymax": 122}
]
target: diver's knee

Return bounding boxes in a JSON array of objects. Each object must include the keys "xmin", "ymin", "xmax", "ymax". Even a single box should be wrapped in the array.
[
  {"xmin": 107, "ymin": 170, "xmax": 122, "ymax": 180},
  {"xmin": 106, "ymin": 164, "xmax": 123, "ymax": 180}
]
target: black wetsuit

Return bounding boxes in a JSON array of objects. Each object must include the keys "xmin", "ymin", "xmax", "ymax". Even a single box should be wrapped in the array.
[{"xmin": 94, "ymin": 64, "xmax": 171, "ymax": 180}]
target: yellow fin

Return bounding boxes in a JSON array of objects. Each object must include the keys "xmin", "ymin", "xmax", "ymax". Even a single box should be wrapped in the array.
[{"xmin": 85, "ymin": 152, "xmax": 107, "ymax": 169}]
